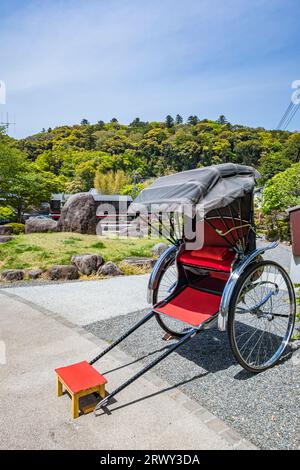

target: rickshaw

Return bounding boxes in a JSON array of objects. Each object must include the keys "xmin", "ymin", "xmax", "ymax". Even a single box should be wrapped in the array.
[{"xmin": 58, "ymin": 164, "xmax": 296, "ymax": 414}]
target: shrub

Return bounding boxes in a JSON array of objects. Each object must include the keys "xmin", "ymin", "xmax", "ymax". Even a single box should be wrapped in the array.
[
  {"xmin": 262, "ymin": 162, "xmax": 300, "ymax": 214},
  {"xmin": 265, "ymin": 228, "xmax": 279, "ymax": 242},
  {"xmin": 277, "ymin": 219, "xmax": 291, "ymax": 242},
  {"xmin": 0, "ymin": 206, "xmax": 15, "ymax": 222},
  {"xmin": 6, "ymin": 222, "xmax": 25, "ymax": 234}
]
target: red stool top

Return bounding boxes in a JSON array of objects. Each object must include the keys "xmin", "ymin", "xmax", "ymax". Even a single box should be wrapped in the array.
[{"xmin": 55, "ymin": 361, "xmax": 107, "ymax": 394}]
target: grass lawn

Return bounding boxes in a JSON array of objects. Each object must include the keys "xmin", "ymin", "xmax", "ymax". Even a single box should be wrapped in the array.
[{"xmin": 0, "ymin": 232, "xmax": 162, "ymax": 273}]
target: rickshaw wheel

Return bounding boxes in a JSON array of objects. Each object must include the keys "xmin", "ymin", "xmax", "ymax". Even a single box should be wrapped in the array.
[
  {"xmin": 228, "ymin": 260, "xmax": 296, "ymax": 373},
  {"xmin": 153, "ymin": 258, "xmax": 191, "ymax": 338}
]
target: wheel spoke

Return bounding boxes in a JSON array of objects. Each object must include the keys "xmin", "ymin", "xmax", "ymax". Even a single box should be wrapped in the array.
[{"xmin": 231, "ymin": 261, "xmax": 295, "ymax": 371}]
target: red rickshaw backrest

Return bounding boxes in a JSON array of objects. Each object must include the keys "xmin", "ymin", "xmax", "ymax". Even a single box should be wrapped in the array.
[{"xmin": 190, "ymin": 217, "xmax": 250, "ymax": 250}]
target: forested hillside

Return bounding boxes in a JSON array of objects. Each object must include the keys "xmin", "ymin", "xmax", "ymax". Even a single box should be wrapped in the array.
[
  {"xmin": 1, "ymin": 116, "xmax": 300, "ymax": 224},
  {"xmin": 17, "ymin": 116, "xmax": 300, "ymax": 188}
]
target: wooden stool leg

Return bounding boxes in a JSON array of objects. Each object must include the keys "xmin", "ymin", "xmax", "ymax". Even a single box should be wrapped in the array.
[
  {"xmin": 56, "ymin": 376, "xmax": 63, "ymax": 397},
  {"xmin": 72, "ymin": 394, "xmax": 79, "ymax": 419},
  {"xmin": 99, "ymin": 384, "xmax": 106, "ymax": 399}
]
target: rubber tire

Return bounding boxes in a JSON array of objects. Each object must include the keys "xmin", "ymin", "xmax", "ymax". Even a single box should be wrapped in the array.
[
  {"xmin": 152, "ymin": 257, "xmax": 186, "ymax": 338},
  {"xmin": 228, "ymin": 260, "xmax": 296, "ymax": 373}
]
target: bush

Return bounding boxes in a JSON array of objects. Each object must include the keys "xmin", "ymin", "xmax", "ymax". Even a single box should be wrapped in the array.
[
  {"xmin": 6, "ymin": 223, "xmax": 25, "ymax": 235},
  {"xmin": 277, "ymin": 219, "xmax": 291, "ymax": 242},
  {"xmin": 265, "ymin": 228, "xmax": 279, "ymax": 242},
  {"xmin": 262, "ymin": 162, "xmax": 300, "ymax": 214},
  {"xmin": 0, "ymin": 206, "xmax": 15, "ymax": 222}
]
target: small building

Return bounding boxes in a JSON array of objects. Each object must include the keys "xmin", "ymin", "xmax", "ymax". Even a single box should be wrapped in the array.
[{"xmin": 49, "ymin": 190, "xmax": 133, "ymax": 221}]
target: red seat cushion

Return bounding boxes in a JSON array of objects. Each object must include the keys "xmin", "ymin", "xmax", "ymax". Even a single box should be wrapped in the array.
[
  {"xmin": 178, "ymin": 246, "xmax": 235, "ymax": 272},
  {"xmin": 55, "ymin": 361, "xmax": 107, "ymax": 394},
  {"xmin": 155, "ymin": 287, "xmax": 221, "ymax": 326}
]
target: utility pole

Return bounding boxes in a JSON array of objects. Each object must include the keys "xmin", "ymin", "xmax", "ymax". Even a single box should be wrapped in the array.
[{"xmin": 0, "ymin": 112, "xmax": 16, "ymax": 134}]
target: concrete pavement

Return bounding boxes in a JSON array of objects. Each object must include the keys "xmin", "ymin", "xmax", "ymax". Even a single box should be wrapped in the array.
[
  {"xmin": 0, "ymin": 290, "xmax": 255, "ymax": 450},
  {"xmin": 6, "ymin": 275, "xmax": 150, "ymax": 326}
]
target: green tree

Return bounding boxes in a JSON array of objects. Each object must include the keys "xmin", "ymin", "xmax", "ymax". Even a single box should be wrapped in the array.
[
  {"xmin": 235, "ymin": 140, "xmax": 263, "ymax": 166},
  {"xmin": 165, "ymin": 115, "xmax": 174, "ymax": 128},
  {"xmin": 0, "ymin": 141, "xmax": 62, "ymax": 221},
  {"xmin": 259, "ymin": 152, "xmax": 291, "ymax": 183},
  {"xmin": 80, "ymin": 118, "xmax": 90, "ymax": 125},
  {"xmin": 217, "ymin": 115, "xmax": 228, "ymax": 124},
  {"xmin": 7, "ymin": 171, "xmax": 61, "ymax": 221},
  {"xmin": 281, "ymin": 133, "xmax": 300, "ymax": 163},
  {"xmin": 262, "ymin": 162, "xmax": 300, "ymax": 214},
  {"xmin": 94, "ymin": 170, "xmax": 130, "ymax": 195},
  {"xmin": 175, "ymin": 114, "xmax": 183, "ymax": 125},
  {"xmin": 187, "ymin": 115, "xmax": 199, "ymax": 126}
]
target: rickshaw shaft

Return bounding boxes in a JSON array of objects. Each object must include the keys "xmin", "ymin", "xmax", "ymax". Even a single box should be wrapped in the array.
[
  {"xmin": 89, "ymin": 310, "xmax": 156, "ymax": 366},
  {"xmin": 95, "ymin": 327, "xmax": 198, "ymax": 411}
]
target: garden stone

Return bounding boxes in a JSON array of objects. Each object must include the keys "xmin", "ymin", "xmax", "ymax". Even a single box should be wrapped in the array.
[
  {"xmin": 71, "ymin": 253, "xmax": 104, "ymax": 275},
  {"xmin": 25, "ymin": 218, "xmax": 57, "ymax": 233},
  {"xmin": 120, "ymin": 257, "xmax": 156, "ymax": 269},
  {"xmin": 151, "ymin": 242, "xmax": 168, "ymax": 257},
  {"xmin": 46, "ymin": 265, "xmax": 79, "ymax": 280},
  {"xmin": 97, "ymin": 261, "xmax": 123, "ymax": 276},
  {"xmin": 0, "ymin": 225, "xmax": 13, "ymax": 235},
  {"xmin": 290, "ymin": 340, "xmax": 300, "ymax": 351},
  {"xmin": 28, "ymin": 269, "xmax": 44, "ymax": 279},
  {"xmin": 0, "ymin": 236, "xmax": 13, "ymax": 243},
  {"xmin": 57, "ymin": 193, "xmax": 98, "ymax": 234},
  {"xmin": 1, "ymin": 269, "xmax": 24, "ymax": 281}
]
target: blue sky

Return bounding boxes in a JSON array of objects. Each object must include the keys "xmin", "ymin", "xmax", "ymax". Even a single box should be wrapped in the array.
[{"xmin": 0, "ymin": 0, "xmax": 299, "ymax": 138}]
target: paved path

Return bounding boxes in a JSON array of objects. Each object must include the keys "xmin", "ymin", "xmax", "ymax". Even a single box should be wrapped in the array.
[
  {"xmin": 0, "ymin": 241, "xmax": 294, "ymax": 449},
  {"xmin": 0, "ymin": 291, "xmax": 254, "ymax": 450},
  {"xmin": 6, "ymin": 275, "xmax": 150, "ymax": 326}
]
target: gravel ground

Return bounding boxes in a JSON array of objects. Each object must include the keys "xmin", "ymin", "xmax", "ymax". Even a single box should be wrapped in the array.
[{"xmin": 85, "ymin": 310, "xmax": 300, "ymax": 450}]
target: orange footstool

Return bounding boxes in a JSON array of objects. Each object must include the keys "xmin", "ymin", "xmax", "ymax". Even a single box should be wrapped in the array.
[{"xmin": 55, "ymin": 361, "xmax": 107, "ymax": 418}]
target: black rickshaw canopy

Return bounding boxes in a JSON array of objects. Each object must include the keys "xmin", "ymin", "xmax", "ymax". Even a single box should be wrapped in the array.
[{"xmin": 132, "ymin": 163, "xmax": 260, "ymax": 214}]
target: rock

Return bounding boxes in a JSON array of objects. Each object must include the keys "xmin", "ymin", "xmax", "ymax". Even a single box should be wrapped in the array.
[
  {"xmin": 71, "ymin": 253, "xmax": 104, "ymax": 275},
  {"xmin": 151, "ymin": 242, "xmax": 168, "ymax": 257},
  {"xmin": 28, "ymin": 269, "xmax": 44, "ymax": 279},
  {"xmin": 0, "ymin": 236, "xmax": 13, "ymax": 243},
  {"xmin": 120, "ymin": 257, "xmax": 156, "ymax": 269},
  {"xmin": 46, "ymin": 265, "xmax": 79, "ymax": 280},
  {"xmin": 57, "ymin": 193, "xmax": 97, "ymax": 234},
  {"xmin": 1, "ymin": 269, "xmax": 24, "ymax": 281},
  {"xmin": 25, "ymin": 218, "xmax": 57, "ymax": 234},
  {"xmin": 0, "ymin": 225, "xmax": 13, "ymax": 235},
  {"xmin": 97, "ymin": 261, "xmax": 123, "ymax": 276},
  {"xmin": 290, "ymin": 339, "xmax": 300, "ymax": 351}
]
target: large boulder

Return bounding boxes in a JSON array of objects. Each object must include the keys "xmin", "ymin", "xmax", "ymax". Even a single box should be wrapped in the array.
[
  {"xmin": 97, "ymin": 261, "xmax": 123, "ymax": 276},
  {"xmin": 46, "ymin": 265, "xmax": 79, "ymax": 280},
  {"xmin": 120, "ymin": 257, "xmax": 156, "ymax": 270},
  {"xmin": 151, "ymin": 242, "xmax": 169, "ymax": 257},
  {"xmin": 0, "ymin": 236, "xmax": 13, "ymax": 243},
  {"xmin": 25, "ymin": 218, "xmax": 57, "ymax": 234},
  {"xmin": 1, "ymin": 269, "xmax": 24, "ymax": 281},
  {"xmin": 57, "ymin": 193, "xmax": 98, "ymax": 234},
  {"xmin": 71, "ymin": 253, "xmax": 104, "ymax": 275},
  {"xmin": 0, "ymin": 225, "xmax": 13, "ymax": 235}
]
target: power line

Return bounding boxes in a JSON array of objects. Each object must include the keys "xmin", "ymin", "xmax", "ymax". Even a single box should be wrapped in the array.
[
  {"xmin": 282, "ymin": 104, "xmax": 300, "ymax": 130},
  {"xmin": 276, "ymin": 101, "xmax": 294, "ymax": 130}
]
